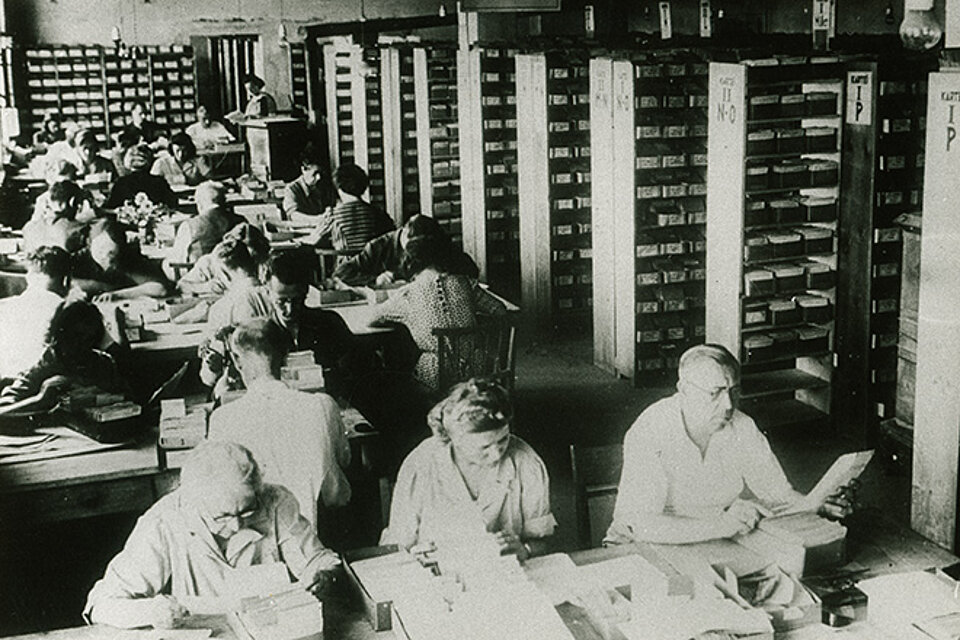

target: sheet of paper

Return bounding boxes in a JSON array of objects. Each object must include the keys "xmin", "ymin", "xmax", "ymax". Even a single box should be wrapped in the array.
[
  {"xmin": 781, "ymin": 449, "xmax": 874, "ymax": 515},
  {"xmin": 858, "ymin": 571, "xmax": 960, "ymax": 640},
  {"xmin": 115, "ymin": 629, "xmax": 212, "ymax": 640}
]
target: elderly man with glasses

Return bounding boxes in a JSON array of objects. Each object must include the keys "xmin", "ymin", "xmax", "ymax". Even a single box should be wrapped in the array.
[
  {"xmin": 84, "ymin": 441, "xmax": 339, "ymax": 630},
  {"xmin": 605, "ymin": 344, "xmax": 852, "ymax": 546}
]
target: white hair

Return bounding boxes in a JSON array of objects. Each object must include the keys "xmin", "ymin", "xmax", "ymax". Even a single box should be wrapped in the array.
[{"xmin": 180, "ymin": 441, "xmax": 261, "ymax": 495}]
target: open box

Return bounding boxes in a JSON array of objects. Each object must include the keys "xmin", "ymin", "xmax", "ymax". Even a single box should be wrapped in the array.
[{"xmin": 713, "ymin": 562, "xmax": 822, "ymax": 634}]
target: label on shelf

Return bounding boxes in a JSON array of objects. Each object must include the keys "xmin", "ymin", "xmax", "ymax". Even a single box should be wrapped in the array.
[{"xmin": 846, "ymin": 71, "xmax": 873, "ymax": 126}]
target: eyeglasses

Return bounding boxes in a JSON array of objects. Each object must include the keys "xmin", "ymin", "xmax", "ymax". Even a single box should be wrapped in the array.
[
  {"xmin": 682, "ymin": 378, "xmax": 741, "ymax": 403},
  {"xmin": 210, "ymin": 497, "xmax": 259, "ymax": 524}
]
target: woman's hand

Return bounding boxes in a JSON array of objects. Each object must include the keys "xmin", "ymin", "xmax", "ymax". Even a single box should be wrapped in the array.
[
  {"xmin": 145, "ymin": 595, "xmax": 188, "ymax": 629},
  {"xmin": 38, "ymin": 375, "xmax": 71, "ymax": 403},
  {"xmin": 375, "ymin": 271, "xmax": 396, "ymax": 287},
  {"xmin": 493, "ymin": 530, "xmax": 529, "ymax": 561}
]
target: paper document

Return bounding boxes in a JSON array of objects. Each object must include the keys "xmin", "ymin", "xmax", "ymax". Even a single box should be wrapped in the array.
[{"xmin": 781, "ymin": 449, "xmax": 874, "ymax": 515}]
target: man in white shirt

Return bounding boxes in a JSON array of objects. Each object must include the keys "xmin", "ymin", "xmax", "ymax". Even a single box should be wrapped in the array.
[
  {"xmin": 606, "ymin": 344, "xmax": 852, "ymax": 545},
  {"xmin": 207, "ymin": 318, "xmax": 351, "ymax": 529},
  {"xmin": 185, "ymin": 105, "xmax": 235, "ymax": 150},
  {"xmin": 0, "ymin": 246, "xmax": 71, "ymax": 380}
]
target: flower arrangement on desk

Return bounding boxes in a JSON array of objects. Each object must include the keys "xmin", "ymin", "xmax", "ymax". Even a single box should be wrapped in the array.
[{"xmin": 115, "ymin": 192, "xmax": 174, "ymax": 245}]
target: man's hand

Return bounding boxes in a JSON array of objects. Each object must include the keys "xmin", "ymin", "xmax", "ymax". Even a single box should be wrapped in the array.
[
  {"xmin": 145, "ymin": 595, "xmax": 188, "ymax": 629},
  {"xmin": 374, "ymin": 271, "xmax": 396, "ymax": 287},
  {"xmin": 718, "ymin": 499, "xmax": 771, "ymax": 537},
  {"xmin": 493, "ymin": 530, "xmax": 528, "ymax": 561},
  {"xmin": 819, "ymin": 479, "xmax": 859, "ymax": 520},
  {"xmin": 301, "ymin": 569, "xmax": 337, "ymax": 598}
]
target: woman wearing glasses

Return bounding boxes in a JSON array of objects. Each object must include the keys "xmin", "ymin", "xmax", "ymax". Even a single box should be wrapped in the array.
[
  {"xmin": 84, "ymin": 441, "xmax": 339, "ymax": 629},
  {"xmin": 605, "ymin": 344, "xmax": 853, "ymax": 545}
]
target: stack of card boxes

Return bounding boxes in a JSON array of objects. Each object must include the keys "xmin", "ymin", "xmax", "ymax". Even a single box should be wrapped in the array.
[
  {"xmin": 82, "ymin": 401, "xmax": 142, "ymax": 422},
  {"xmin": 281, "ymin": 351, "xmax": 325, "ymax": 392},
  {"xmin": 158, "ymin": 398, "xmax": 209, "ymax": 450},
  {"xmin": 228, "ymin": 589, "xmax": 323, "ymax": 640}
]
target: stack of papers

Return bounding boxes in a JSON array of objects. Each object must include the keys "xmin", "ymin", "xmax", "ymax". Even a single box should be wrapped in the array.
[
  {"xmin": 280, "ymin": 351, "xmax": 324, "ymax": 391},
  {"xmin": 0, "ymin": 432, "xmax": 57, "ymax": 458},
  {"xmin": 158, "ymin": 398, "xmax": 209, "ymax": 450}
]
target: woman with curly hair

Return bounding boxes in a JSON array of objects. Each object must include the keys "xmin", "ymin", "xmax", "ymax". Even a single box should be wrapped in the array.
[{"xmin": 380, "ymin": 378, "xmax": 556, "ymax": 560}]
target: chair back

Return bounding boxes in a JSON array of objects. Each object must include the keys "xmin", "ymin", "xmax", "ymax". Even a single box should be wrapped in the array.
[
  {"xmin": 569, "ymin": 443, "xmax": 624, "ymax": 549},
  {"xmin": 432, "ymin": 312, "xmax": 517, "ymax": 393}
]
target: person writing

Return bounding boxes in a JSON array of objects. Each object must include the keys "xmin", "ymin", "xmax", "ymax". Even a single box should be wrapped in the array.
[
  {"xmin": 334, "ymin": 214, "xmax": 479, "ymax": 288},
  {"xmin": 185, "ymin": 105, "xmax": 236, "ymax": 150},
  {"xmin": 105, "ymin": 144, "xmax": 177, "ymax": 209},
  {"xmin": 176, "ymin": 223, "xmax": 269, "ymax": 297},
  {"xmin": 73, "ymin": 219, "xmax": 172, "ymax": 302},
  {"xmin": 123, "ymin": 101, "xmax": 166, "ymax": 150},
  {"xmin": 208, "ymin": 318, "xmax": 351, "ymax": 528},
  {"xmin": 150, "ymin": 133, "xmax": 210, "ymax": 187},
  {"xmin": 381, "ymin": 378, "xmax": 556, "ymax": 559},
  {"xmin": 282, "ymin": 147, "xmax": 336, "ymax": 223},
  {"xmin": 0, "ymin": 247, "xmax": 73, "ymax": 383},
  {"xmin": 605, "ymin": 344, "xmax": 855, "ymax": 545},
  {"xmin": 165, "ymin": 180, "xmax": 244, "ymax": 269},
  {"xmin": 84, "ymin": 441, "xmax": 340, "ymax": 629}
]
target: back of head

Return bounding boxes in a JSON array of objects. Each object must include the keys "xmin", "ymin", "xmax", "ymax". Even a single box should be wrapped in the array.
[
  {"xmin": 678, "ymin": 343, "xmax": 740, "ymax": 382},
  {"xmin": 231, "ymin": 317, "xmax": 291, "ymax": 377},
  {"xmin": 428, "ymin": 377, "xmax": 513, "ymax": 442},
  {"xmin": 333, "ymin": 162, "xmax": 369, "ymax": 197},
  {"xmin": 195, "ymin": 180, "xmax": 227, "ymax": 212},
  {"xmin": 401, "ymin": 234, "xmax": 452, "ymax": 276},
  {"xmin": 46, "ymin": 299, "xmax": 105, "ymax": 353},
  {"xmin": 223, "ymin": 223, "xmax": 270, "ymax": 265},
  {"xmin": 26, "ymin": 246, "xmax": 72, "ymax": 281},
  {"xmin": 75, "ymin": 129, "xmax": 100, "ymax": 152},
  {"xmin": 404, "ymin": 214, "xmax": 444, "ymax": 241},
  {"xmin": 244, "ymin": 74, "xmax": 265, "ymax": 91},
  {"xmin": 215, "ymin": 236, "xmax": 257, "ymax": 276},
  {"xmin": 180, "ymin": 441, "xmax": 262, "ymax": 498}
]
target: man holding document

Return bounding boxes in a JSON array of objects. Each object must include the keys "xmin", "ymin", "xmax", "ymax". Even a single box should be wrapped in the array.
[{"xmin": 606, "ymin": 344, "xmax": 862, "ymax": 546}]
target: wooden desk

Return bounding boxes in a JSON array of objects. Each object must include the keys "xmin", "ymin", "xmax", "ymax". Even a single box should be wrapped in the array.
[
  {"xmin": 324, "ymin": 303, "xmax": 394, "ymax": 337},
  {"xmin": 0, "ymin": 436, "xmax": 176, "ymax": 527}
]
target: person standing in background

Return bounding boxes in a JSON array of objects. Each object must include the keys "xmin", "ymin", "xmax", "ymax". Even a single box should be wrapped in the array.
[{"xmin": 226, "ymin": 74, "xmax": 278, "ymax": 123}]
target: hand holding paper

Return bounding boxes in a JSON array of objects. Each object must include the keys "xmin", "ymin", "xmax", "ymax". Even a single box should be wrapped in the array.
[{"xmin": 782, "ymin": 450, "xmax": 873, "ymax": 516}]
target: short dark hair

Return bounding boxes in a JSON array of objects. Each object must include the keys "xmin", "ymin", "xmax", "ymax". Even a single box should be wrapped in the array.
[
  {"xmin": 116, "ymin": 130, "xmax": 140, "ymax": 150},
  {"xmin": 333, "ymin": 163, "xmax": 369, "ymax": 197},
  {"xmin": 47, "ymin": 181, "xmax": 84, "ymax": 217},
  {"xmin": 244, "ymin": 74, "xmax": 265, "ymax": 90},
  {"xmin": 231, "ymin": 317, "xmax": 291, "ymax": 376},
  {"xmin": 46, "ymin": 299, "xmax": 105, "ymax": 352},
  {"xmin": 401, "ymin": 234, "xmax": 453, "ymax": 276},
  {"xmin": 26, "ymin": 246, "xmax": 72, "ymax": 279},
  {"xmin": 266, "ymin": 249, "xmax": 313, "ymax": 287},
  {"xmin": 299, "ymin": 144, "xmax": 324, "ymax": 169},
  {"xmin": 169, "ymin": 132, "xmax": 196, "ymax": 159},
  {"xmin": 75, "ymin": 129, "xmax": 100, "ymax": 150},
  {"xmin": 404, "ymin": 214, "xmax": 444, "ymax": 240},
  {"xmin": 222, "ymin": 223, "xmax": 270, "ymax": 265}
]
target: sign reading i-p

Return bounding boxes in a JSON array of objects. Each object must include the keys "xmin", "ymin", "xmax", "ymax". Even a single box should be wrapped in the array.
[
  {"xmin": 942, "ymin": 89, "xmax": 960, "ymax": 152},
  {"xmin": 846, "ymin": 71, "xmax": 873, "ymax": 126}
]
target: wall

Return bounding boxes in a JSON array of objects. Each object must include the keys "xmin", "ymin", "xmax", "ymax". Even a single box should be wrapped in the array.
[{"xmin": 5, "ymin": 0, "xmax": 448, "ymax": 109}]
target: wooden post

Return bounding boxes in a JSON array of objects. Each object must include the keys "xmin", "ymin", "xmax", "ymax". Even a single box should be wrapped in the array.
[
  {"xmin": 379, "ymin": 46, "xmax": 403, "ymax": 225},
  {"xmin": 611, "ymin": 59, "xmax": 636, "ymax": 378},
  {"xmin": 413, "ymin": 47, "xmax": 434, "ymax": 218},
  {"xmin": 590, "ymin": 57, "xmax": 616, "ymax": 373},
  {"xmin": 456, "ymin": 46, "xmax": 487, "ymax": 281},
  {"xmin": 911, "ymin": 70, "xmax": 960, "ymax": 551}
]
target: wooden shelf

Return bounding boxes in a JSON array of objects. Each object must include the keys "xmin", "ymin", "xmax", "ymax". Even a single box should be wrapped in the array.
[
  {"xmin": 740, "ymin": 369, "xmax": 829, "ymax": 399},
  {"xmin": 740, "ymin": 397, "xmax": 828, "ymax": 430}
]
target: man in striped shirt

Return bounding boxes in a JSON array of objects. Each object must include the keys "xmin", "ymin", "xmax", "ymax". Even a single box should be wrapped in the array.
[{"xmin": 306, "ymin": 162, "xmax": 395, "ymax": 253}]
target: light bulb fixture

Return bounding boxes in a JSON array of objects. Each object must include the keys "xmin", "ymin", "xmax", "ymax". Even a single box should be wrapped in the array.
[
  {"xmin": 439, "ymin": 3, "xmax": 447, "ymax": 17},
  {"xmin": 110, "ymin": 25, "xmax": 122, "ymax": 48},
  {"xmin": 277, "ymin": 22, "xmax": 289, "ymax": 47},
  {"xmin": 900, "ymin": 0, "xmax": 942, "ymax": 50}
]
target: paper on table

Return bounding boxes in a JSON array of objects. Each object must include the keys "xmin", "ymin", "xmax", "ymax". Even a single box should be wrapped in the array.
[
  {"xmin": 780, "ymin": 449, "xmax": 874, "ymax": 515},
  {"xmin": 859, "ymin": 571, "xmax": 960, "ymax": 640},
  {"xmin": 115, "ymin": 629, "xmax": 212, "ymax": 640}
]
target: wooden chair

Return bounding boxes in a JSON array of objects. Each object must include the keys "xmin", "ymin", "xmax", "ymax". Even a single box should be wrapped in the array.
[
  {"xmin": 433, "ymin": 312, "xmax": 518, "ymax": 393},
  {"xmin": 569, "ymin": 443, "xmax": 624, "ymax": 549}
]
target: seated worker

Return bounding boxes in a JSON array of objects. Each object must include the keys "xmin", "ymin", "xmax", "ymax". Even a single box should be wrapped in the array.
[
  {"xmin": 201, "ymin": 250, "xmax": 359, "ymax": 401},
  {"xmin": 32, "ymin": 113, "xmax": 64, "ymax": 153},
  {"xmin": 150, "ymin": 133, "xmax": 211, "ymax": 188},
  {"xmin": 304, "ymin": 162, "xmax": 394, "ymax": 252},
  {"xmin": 0, "ymin": 300, "xmax": 125, "ymax": 419},
  {"xmin": 22, "ymin": 181, "xmax": 87, "ymax": 254},
  {"xmin": 381, "ymin": 378, "xmax": 556, "ymax": 559},
  {"xmin": 606, "ymin": 344, "xmax": 856, "ymax": 545},
  {"xmin": 177, "ymin": 223, "xmax": 269, "ymax": 297},
  {"xmin": 203, "ymin": 237, "xmax": 270, "ymax": 333},
  {"xmin": 123, "ymin": 101, "xmax": 166, "ymax": 150},
  {"xmin": 282, "ymin": 146, "xmax": 336, "ymax": 223},
  {"xmin": 371, "ymin": 235, "xmax": 505, "ymax": 390},
  {"xmin": 110, "ymin": 130, "xmax": 140, "ymax": 178},
  {"xmin": 73, "ymin": 218, "xmax": 173, "ymax": 301},
  {"xmin": 44, "ymin": 121, "xmax": 82, "ymax": 172},
  {"xmin": 185, "ymin": 105, "xmax": 236, "ymax": 150},
  {"xmin": 85, "ymin": 441, "xmax": 340, "ymax": 629},
  {"xmin": 74, "ymin": 129, "xmax": 118, "ymax": 207},
  {"xmin": 0, "ymin": 247, "xmax": 72, "ymax": 382},
  {"xmin": 31, "ymin": 159, "xmax": 98, "ymax": 225},
  {"xmin": 334, "ymin": 214, "xmax": 479, "ymax": 288},
  {"xmin": 166, "ymin": 180, "xmax": 244, "ymax": 269},
  {"xmin": 208, "ymin": 318, "xmax": 351, "ymax": 528},
  {"xmin": 105, "ymin": 144, "xmax": 177, "ymax": 210},
  {"xmin": 226, "ymin": 74, "xmax": 278, "ymax": 123}
]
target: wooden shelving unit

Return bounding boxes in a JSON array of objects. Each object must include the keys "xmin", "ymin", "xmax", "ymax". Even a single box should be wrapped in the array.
[
  {"xmin": 458, "ymin": 44, "xmax": 521, "ymax": 303},
  {"xmin": 591, "ymin": 51, "xmax": 709, "ymax": 383},
  {"xmin": 321, "ymin": 38, "xmax": 389, "ymax": 215},
  {"xmin": 413, "ymin": 44, "xmax": 462, "ymax": 246},
  {"xmin": 516, "ymin": 49, "xmax": 593, "ymax": 333},
  {"xmin": 24, "ymin": 44, "xmax": 195, "ymax": 144},
  {"xmin": 706, "ymin": 57, "xmax": 845, "ymax": 426},
  {"xmin": 834, "ymin": 53, "xmax": 934, "ymax": 443},
  {"xmin": 288, "ymin": 42, "xmax": 310, "ymax": 113}
]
